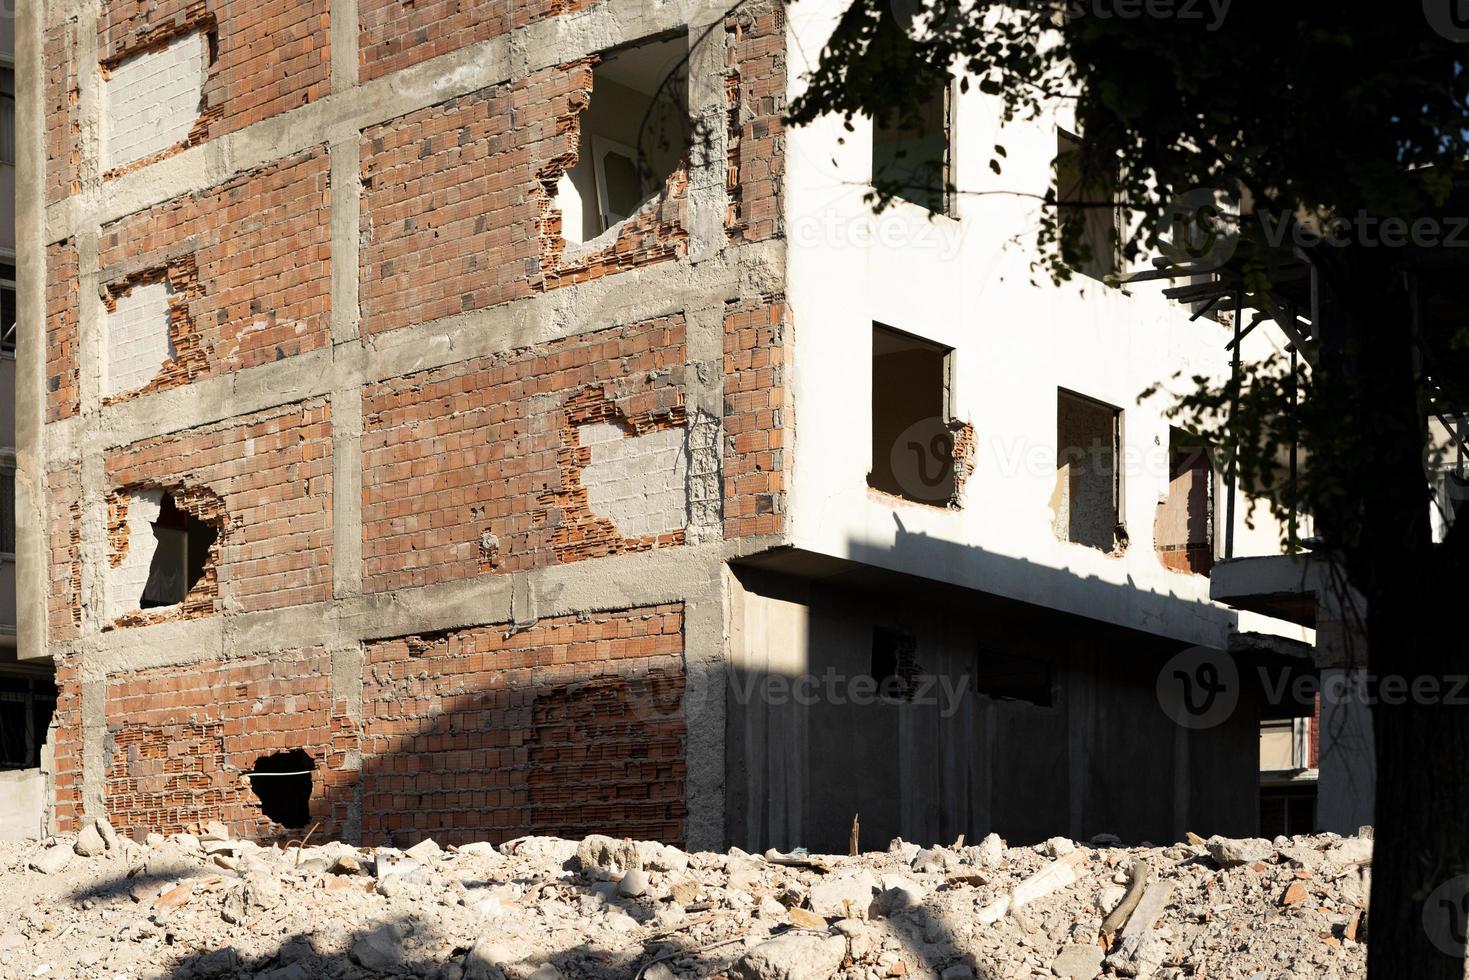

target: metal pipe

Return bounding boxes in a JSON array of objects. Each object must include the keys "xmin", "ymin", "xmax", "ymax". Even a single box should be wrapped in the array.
[{"xmin": 1226, "ymin": 286, "xmax": 1244, "ymax": 559}]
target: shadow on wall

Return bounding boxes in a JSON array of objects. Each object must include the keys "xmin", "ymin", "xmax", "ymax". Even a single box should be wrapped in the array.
[
  {"xmin": 89, "ymin": 512, "xmax": 1279, "ymax": 857},
  {"xmin": 726, "ymin": 519, "xmax": 1273, "ymax": 854}
]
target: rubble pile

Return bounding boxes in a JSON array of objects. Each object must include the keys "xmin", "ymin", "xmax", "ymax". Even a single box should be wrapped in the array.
[{"xmin": 0, "ymin": 822, "xmax": 1372, "ymax": 979}]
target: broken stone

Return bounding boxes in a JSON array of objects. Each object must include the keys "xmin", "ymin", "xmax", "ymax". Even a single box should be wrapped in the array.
[
  {"xmin": 788, "ymin": 907, "xmax": 828, "ymax": 930},
  {"xmin": 1325, "ymin": 838, "xmax": 1373, "ymax": 867},
  {"xmin": 911, "ymin": 848, "xmax": 947, "ymax": 873},
  {"xmin": 976, "ymin": 833, "xmax": 1005, "ymax": 868},
  {"xmin": 1041, "ymin": 837, "xmax": 1076, "ymax": 859},
  {"xmin": 1206, "ymin": 836, "xmax": 1273, "ymax": 868},
  {"xmin": 669, "ymin": 878, "xmax": 699, "ymax": 905},
  {"xmin": 728, "ymin": 933, "xmax": 846, "ymax": 980},
  {"xmin": 30, "ymin": 846, "xmax": 72, "ymax": 875},
  {"xmin": 870, "ymin": 876, "xmax": 925, "ymax": 917},
  {"xmin": 351, "ymin": 927, "xmax": 408, "ymax": 972},
  {"xmin": 73, "ymin": 824, "xmax": 106, "ymax": 857},
  {"xmin": 1283, "ymin": 881, "xmax": 1309, "ymax": 906},
  {"xmin": 404, "ymin": 838, "xmax": 442, "ymax": 863},
  {"xmin": 808, "ymin": 869, "xmax": 879, "ymax": 918},
  {"xmin": 200, "ymin": 822, "xmax": 229, "ymax": 842},
  {"xmin": 635, "ymin": 840, "xmax": 689, "ymax": 874},
  {"xmin": 458, "ymin": 842, "xmax": 500, "ymax": 860},
  {"xmin": 96, "ymin": 817, "xmax": 117, "ymax": 850},
  {"xmin": 617, "ymin": 868, "xmax": 649, "ymax": 897},
  {"xmin": 577, "ymin": 834, "xmax": 640, "ymax": 874},
  {"xmin": 464, "ymin": 939, "xmax": 517, "ymax": 980}
]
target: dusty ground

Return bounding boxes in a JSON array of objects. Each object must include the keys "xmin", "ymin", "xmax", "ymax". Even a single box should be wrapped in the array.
[{"xmin": 0, "ymin": 822, "xmax": 1371, "ymax": 980}]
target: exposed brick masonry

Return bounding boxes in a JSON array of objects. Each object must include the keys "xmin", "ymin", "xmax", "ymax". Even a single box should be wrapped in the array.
[
  {"xmin": 46, "ymin": 465, "xmax": 82, "ymax": 643},
  {"xmin": 45, "ymin": 22, "xmax": 79, "ymax": 204},
  {"xmin": 723, "ymin": 297, "xmax": 792, "ymax": 538},
  {"xmin": 103, "ymin": 399, "xmax": 334, "ymax": 623},
  {"xmin": 359, "ymin": 604, "xmax": 686, "ymax": 846},
  {"xmin": 98, "ymin": 149, "xmax": 332, "ymax": 395},
  {"xmin": 101, "ymin": 650, "xmax": 353, "ymax": 841},
  {"xmin": 98, "ymin": 0, "xmax": 330, "ymax": 170},
  {"xmin": 361, "ymin": 317, "xmax": 687, "ymax": 592},
  {"xmin": 45, "ymin": 239, "xmax": 80, "ymax": 422},
  {"xmin": 360, "ymin": 60, "xmax": 688, "ymax": 338}
]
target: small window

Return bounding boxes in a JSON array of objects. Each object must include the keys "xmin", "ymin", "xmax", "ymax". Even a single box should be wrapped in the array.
[
  {"xmin": 973, "ymin": 651, "xmax": 1052, "ymax": 707},
  {"xmin": 871, "ymin": 627, "xmax": 920, "ymax": 702},
  {"xmin": 0, "ymin": 470, "xmax": 13, "ymax": 554},
  {"xmin": 869, "ymin": 324, "xmax": 956, "ymax": 505},
  {"xmin": 872, "ymin": 80, "xmax": 951, "ymax": 215},
  {"xmin": 0, "ymin": 676, "xmax": 59, "ymax": 771},
  {"xmin": 1, "ymin": 262, "xmax": 15, "ymax": 355},
  {"xmin": 556, "ymin": 36, "xmax": 690, "ymax": 244},
  {"xmin": 139, "ymin": 494, "xmax": 217, "ymax": 608},
  {"xmin": 1052, "ymin": 389, "xmax": 1124, "ymax": 551},
  {"xmin": 1155, "ymin": 428, "xmax": 1214, "ymax": 575},
  {"xmin": 1056, "ymin": 130, "xmax": 1119, "ymax": 282}
]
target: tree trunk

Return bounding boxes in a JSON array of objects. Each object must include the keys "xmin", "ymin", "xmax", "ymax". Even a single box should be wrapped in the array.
[{"xmin": 1316, "ymin": 244, "xmax": 1469, "ymax": 980}]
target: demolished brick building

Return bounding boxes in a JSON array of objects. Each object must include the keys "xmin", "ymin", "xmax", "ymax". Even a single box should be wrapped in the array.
[{"xmin": 14, "ymin": 0, "xmax": 1312, "ymax": 852}]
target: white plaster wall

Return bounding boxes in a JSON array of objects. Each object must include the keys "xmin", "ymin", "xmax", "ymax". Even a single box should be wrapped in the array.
[
  {"xmin": 579, "ymin": 421, "xmax": 689, "ymax": 537},
  {"xmin": 107, "ymin": 488, "xmax": 163, "ymax": 622},
  {"xmin": 0, "ymin": 769, "xmax": 44, "ymax": 840},
  {"xmin": 782, "ymin": 5, "xmax": 1304, "ymax": 650},
  {"xmin": 104, "ymin": 280, "xmax": 174, "ymax": 397},
  {"xmin": 103, "ymin": 31, "xmax": 205, "ymax": 171}
]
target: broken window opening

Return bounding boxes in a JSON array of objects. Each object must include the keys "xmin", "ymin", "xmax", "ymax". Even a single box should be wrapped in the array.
[
  {"xmin": 972, "ymin": 651, "xmax": 1053, "ymax": 708},
  {"xmin": 869, "ymin": 323, "xmax": 959, "ymax": 506},
  {"xmin": 1155, "ymin": 428, "xmax": 1216, "ymax": 575},
  {"xmin": 248, "ymin": 749, "xmax": 315, "ymax": 828},
  {"xmin": 103, "ymin": 274, "xmax": 179, "ymax": 398},
  {"xmin": 0, "ymin": 676, "xmax": 58, "ymax": 770},
  {"xmin": 871, "ymin": 627, "xmax": 921, "ymax": 702},
  {"xmin": 1056, "ymin": 130, "xmax": 1121, "ymax": 283},
  {"xmin": 1052, "ymin": 389, "xmax": 1125, "ymax": 552},
  {"xmin": 556, "ymin": 36, "xmax": 690, "ymax": 246},
  {"xmin": 139, "ymin": 492, "xmax": 217, "ymax": 609},
  {"xmin": 872, "ymin": 77, "xmax": 952, "ymax": 215}
]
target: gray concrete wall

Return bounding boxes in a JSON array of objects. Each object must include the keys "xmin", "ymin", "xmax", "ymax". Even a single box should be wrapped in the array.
[
  {"xmin": 0, "ymin": 768, "xmax": 44, "ymax": 839},
  {"xmin": 728, "ymin": 567, "xmax": 1262, "ymax": 853}
]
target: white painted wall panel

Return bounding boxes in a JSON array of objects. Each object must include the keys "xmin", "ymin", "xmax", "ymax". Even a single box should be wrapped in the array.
[
  {"xmin": 580, "ymin": 421, "xmax": 689, "ymax": 537},
  {"xmin": 104, "ymin": 280, "xmax": 174, "ymax": 397},
  {"xmin": 104, "ymin": 32, "xmax": 205, "ymax": 170}
]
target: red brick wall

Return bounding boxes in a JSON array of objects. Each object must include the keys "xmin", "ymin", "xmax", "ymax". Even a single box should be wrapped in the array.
[
  {"xmin": 723, "ymin": 297, "xmax": 792, "ymax": 537},
  {"xmin": 359, "ymin": 0, "xmax": 508, "ymax": 83},
  {"xmin": 104, "ymin": 399, "xmax": 334, "ymax": 624},
  {"xmin": 361, "ymin": 317, "xmax": 686, "ymax": 592},
  {"xmin": 101, "ymin": 650, "xmax": 355, "ymax": 840},
  {"xmin": 360, "ymin": 61, "xmax": 687, "ymax": 338},
  {"xmin": 725, "ymin": 6, "xmax": 786, "ymax": 243},
  {"xmin": 46, "ymin": 240, "xmax": 80, "ymax": 422},
  {"xmin": 98, "ymin": 149, "xmax": 332, "ymax": 397},
  {"xmin": 359, "ymin": 604, "xmax": 686, "ymax": 846},
  {"xmin": 98, "ymin": 0, "xmax": 330, "ymax": 172},
  {"xmin": 50, "ymin": 656, "xmax": 84, "ymax": 833},
  {"xmin": 45, "ymin": 22, "xmax": 79, "ymax": 204},
  {"xmin": 47, "ymin": 464, "xmax": 82, "ymax": 642},
  {"xmin": 358, "ymin": 0, "xmax": 603, "ymax": 82}
]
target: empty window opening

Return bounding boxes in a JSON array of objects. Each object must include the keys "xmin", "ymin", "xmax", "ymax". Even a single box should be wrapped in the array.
[
  {"xmin": 109, "ymin": 487, "xmax": 221, "ymax": 622},
  {"xmin": 557, "ymin": 36, "xmax": 690, "ymax": 245},
  {"xmin": 872, "ymin": 78, "xmax": 951, "ymax": 214},
  {"xmin": 1, "ymin": 262, "xmax": 15, "ymax": 355},
  {"xmin": 104, "ymin": 277, "xmax": 176, "ymax": 397},
  {"xmin": 103, "ymin": 30, "xmax": 209, "ymax": 171},
  {"xmin": 1056, "ymin": 130, "xmax": 1120, "ymax": 282},
  {"xmin": 1052, "ymin": 389, "xmax": 1124, "ymax": 552},
  {"xmin": 869, "ymin": 324, "xmax": 957, "ymax": 505},
  {"xmin": 248, "ymin": 749, "xmax": 315, "ymax": 828},
  {"xmin": 139, "ymin": 494, "xmax": 216, "ymax": 608},
  {"xmin": 0, "ymin": 676, "xmax": 58, "ymax": 771},
  {"xmin": 1155, "ymin": 428, "xmax": 1215, "ymax": 575},
  {"xmin": 973, "ymin": 651, "xmax": 1052, "ymax": 707},
  {"xmin": 871, "ymin": 627, "xmax": 921, "ymax": 702}
]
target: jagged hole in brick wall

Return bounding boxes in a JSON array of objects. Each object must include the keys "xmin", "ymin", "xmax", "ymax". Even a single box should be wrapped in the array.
[
  {"xmin": 249, "ymin": 749, "xmax": 315, "ymax": 828},
  {"xmin": 556, "ymin": 35, "xmax": 690, "ymax": 245}
]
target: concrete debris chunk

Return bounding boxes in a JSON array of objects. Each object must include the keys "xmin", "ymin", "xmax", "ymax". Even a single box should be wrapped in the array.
[
  {"xmin": 1325, "ymin": 837, "xmax": 1373, "ymax": 867},
  {"xmin": 30, "ymin": 845, "xmax": 72, "ymax": 875},
  {"xmin": 808, "ymin": 869, "xmax": 879, "ymax": 918},
  {"xmin": 729, "ymin": 933, "xmax": 846, "ymax": 980},
  {"xmin": 975, "ymin": 832, "xmax": 1005, "ymax": 868},
  {"xmin": 1205, "ymin": 835, "xmax": 1274, "ymax": 868},
  {"xmin": 1052, "ymin": 944, "xmax": 1104, "ymax": 979},
  {"xmin": 576, "ymin": 834, "xmax": 640, "ymax": 874},
  {"xmin": 95, "ymin": 817, "xmax": 118, "ymax": 850},
  {"xmin": 73, "ymin": 824, "xmax": 106, "ymax": 858}
]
